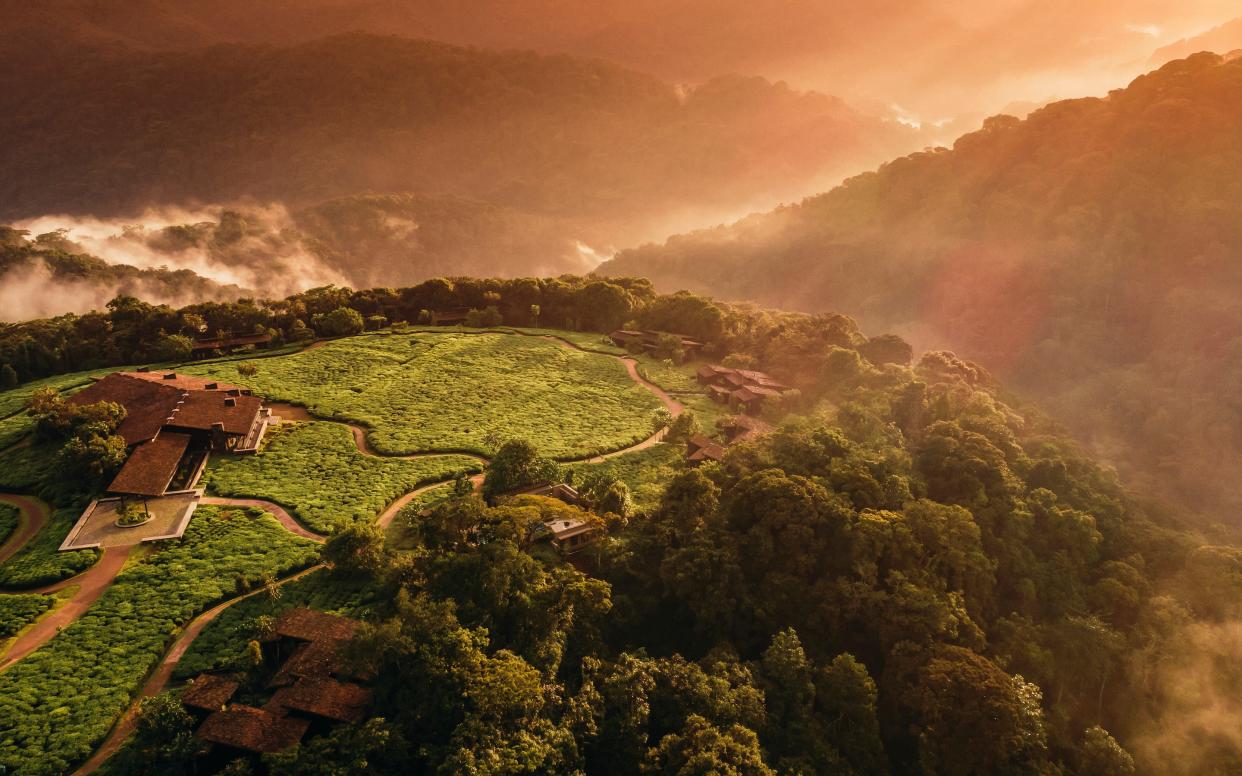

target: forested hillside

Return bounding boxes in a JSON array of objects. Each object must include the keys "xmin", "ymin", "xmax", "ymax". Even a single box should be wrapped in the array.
[
  {"xmin": 3, "ymin": 281, "xmax": 1240, "ymax": 774},
  {"xmin": 0, "ymin": 227, "xmax": 245, "ymax": 322},
  {"xmin": 604, "ymin": 52, "xmax": 1242, "ymax": 525},
  {"xmin": 0, "ymin": 32, "xmax": 911, "ymax": 272}
]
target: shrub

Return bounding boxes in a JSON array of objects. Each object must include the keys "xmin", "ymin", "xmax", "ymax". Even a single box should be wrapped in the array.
[
  {"xmin": 0, "ymin": 594, "xmax": 55, "ymax": 638},
  {"xmin": 465, "ymin": 306, "xmax": 503, "ymax": 327},
  {"xmin": 313, "ymin": 307, "xmax": 364, "ymax": 337}
]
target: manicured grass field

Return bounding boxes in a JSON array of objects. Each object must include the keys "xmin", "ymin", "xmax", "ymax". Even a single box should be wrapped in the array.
[
  {"xmin": 0, "ymin": 502, "xmax": 18, "ymax": 547},
  {"xmin": 0, "ymin": 505, "xmax": 98, "ymax": 589},
  {"xmin": 183, "ymin": 331, "xmax": 663, "ymax": 458},
  {"xmin": 570, "ymin": 443, "xmax": 687, "ymax": 511},
  {"xmin": 0, "ymin": 505, "xmax": 318, "ymax": 775},
  {"xmin": 203, "ymin": 422, "xmax": 482, "ymax": 534},
  {"xmin": 173, "ymin": 570, "xmax": 384, "ymax": 680},
  {"xmin": 0, "ymin": 593, "xmax": 56, "ymax": 638}
]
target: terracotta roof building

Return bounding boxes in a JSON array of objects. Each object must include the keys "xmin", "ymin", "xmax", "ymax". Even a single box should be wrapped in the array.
[
  {"xmin": 106, "ymin": 432, "xmax": 192, "ymax": 497},
  {"xmin": 190, "ymin": 332, "xmax": 273, "ymax": 358},
  {"xmin": 608, "ymin": 329, "xmax": 704, "ymax": 356},
  {"xmin": 685, "ymin": 434, "xmax": 727, "ymax": 466},
  {"xmin": 70, "ymin": 373, "xmax": 185, "ymax": 447},
  {"xmin": 196, "ymin": 705, "xmax": 310, "ymax": 754},
  {"xmin": 539, "ymin": 518, "xmax": 602, "ymax": 553},
  {"xmin": 69, "ymin": 371, "xmax": 270, "ymax": 497},
  {"xmin": 182, "ymin": 674, "xmax": 241, "ymax": 712},
  {"xmin": 503, "ymin": 482, "xmax": 582, "ymax": 506},
  {"xmin": 189, "ymin": 608, "xmax": 373, "ymax": 759},
  {"xmin": 267, "ymin": 676, "xmax": 373, "ymax": 724},
  {"xmin": 270, "ymin": 607, "xmax": 360, "ymax": 644}
]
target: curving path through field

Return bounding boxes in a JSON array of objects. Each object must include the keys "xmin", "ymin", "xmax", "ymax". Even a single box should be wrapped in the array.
[
  {"xmin": 0, "ymin": 493, "xmax": 49, "ymax": 565},
  {"xmin": 199, "ymin": 496, "xmax": 326, "ymax": 543},
  {"xmin": 0, "ymin": 545, "xmax": 133, "ymax": 669}
]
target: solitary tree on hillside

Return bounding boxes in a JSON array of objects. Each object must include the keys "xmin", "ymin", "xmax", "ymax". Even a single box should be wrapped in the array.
[{"xmin": 482, "ymin": 440, "xmax": 561, "ymax": 503}]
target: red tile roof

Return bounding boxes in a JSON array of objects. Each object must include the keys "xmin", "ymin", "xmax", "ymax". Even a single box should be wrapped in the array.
[
  {"xmin": 182, "ymin": 674, "xmax": 241, "ymax": 711},
  {"xmin": 191, "ymin": 333, "xmax": 273, "ymax": 351},
  {"xmin": 732, "ymin": 386, "xmax": 781, "ymax": 403},
  {"xmin": 170, "ymin": 391, "xmax": 264, "ymax": 436},
  {"xmin": 271, "ymin": 607, "xmax": 359, "ymax": 643},
  {"xmin": 125, "ymin": 371, "xmax": 248, "ymax": 393},
  {"xmin": 687, "ymin": 443, "xmax": 726, "ymax": 463},
  {"xmin": 107, "ymin": 432, "xmax": 191, "ymax": 496},
  {"xmin": 196, "ymin": 705, "xmax": 309, "ymax": 753},
  {"xmin": 268, "ymin": 639, "xmax": 367, "ymax": 687},
  {"xmin": 267, "ymin": 676, "xmax": 372, "ymax": 723},
  {"xmin": 69, "ymin": 373, "xmax": 185, "ymax": 447}
]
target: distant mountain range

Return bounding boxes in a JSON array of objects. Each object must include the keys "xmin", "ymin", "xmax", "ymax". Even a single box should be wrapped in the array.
[
  {"xmin": 1151, "ymin": 17, "xmax": 1242, "ymax": 63},
  {"xmin": 603, "ymin": 52, "xmax": 1242, "ymax": 525},
  {"xmin": 0, "ymin": 31, "xmax": 915, "ymax": 285}
]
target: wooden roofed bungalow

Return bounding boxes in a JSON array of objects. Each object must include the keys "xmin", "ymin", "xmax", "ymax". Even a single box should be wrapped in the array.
[
  {"xmin": 190, "ymin": 331, "xmax": 273, "ymax": 359},
  {"xmin": 698, "ymin": 364, "xmax": 790, "ymax": 393},
  {"xmin": 720, "ymin": 414, "xmax": 773, "ymax": 443},
  {"xmin": 182, "ymin": 674, "xmax": 241, "ymax": 714},
  {"xmin": 731, "ymin": 385, "xmax": 782, "ymax": 415},
  {"xmin": 106, "ymin": 432, "xmax": 193, "ymax": 498},
  {"xmin": 430, "ymin": 307, "xmax": 471, "ymax": 325},
  {"xmin": 609, "ymin": 329, "xmax": 704, "ymax": 356},
  {"xmin": 537, "ymin": 517, "xmax": 602, "ymax": 553},
  {"xmin": 195, "ymin": 705, "xmax": 310, "ymax": 754},
  {"xmin": 685, "ymin": 434, "xmax": 727, "ymax": 466},
  {"xmin": 267, "ymin": 676, "xmax": 373, "ymax": 724},
  {"xmin": 503, "ymin": 482, "xmax": 582, "ymax": 506},
  {"xmin": 268, "ymin": 607, "xmax": 359, "ymax": 645}
]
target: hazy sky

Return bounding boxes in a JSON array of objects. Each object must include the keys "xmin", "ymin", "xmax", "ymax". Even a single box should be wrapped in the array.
[{"xmin": 13, "ymin": 0, "xmax": 1242, "ymax": 126}]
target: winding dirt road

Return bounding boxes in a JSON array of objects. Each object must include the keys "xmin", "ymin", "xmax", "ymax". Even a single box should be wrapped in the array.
[
  {"xmin": 0, "ymin": 545, "xmax": 133, "ymax": 670},
  {"xmin": 0, "ymin": 493, "xmax": 49, "ymax": 565}
]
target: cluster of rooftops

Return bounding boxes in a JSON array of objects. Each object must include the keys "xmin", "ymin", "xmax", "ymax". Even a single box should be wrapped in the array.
[
  {"xmin": 184, "ymin": 608, "xmax": 372, "ymax": 755},
  {"xmin": 696, "ymin": 364, "xmax": 792, "ymax": 414},
  {"xmin": 68, "ymin": 371, "xmax": 270, "ymax": 498}
]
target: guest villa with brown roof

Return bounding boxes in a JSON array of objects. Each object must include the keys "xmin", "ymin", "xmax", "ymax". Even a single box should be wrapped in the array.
[{"xmin": 69, "ymin": 371, "xmax": 271, "ymax": 498}]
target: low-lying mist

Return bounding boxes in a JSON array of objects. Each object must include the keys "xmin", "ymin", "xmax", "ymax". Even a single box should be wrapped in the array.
[{"xmin": 14, "ymin": 204, "xmax": 349, "ymax": 295}]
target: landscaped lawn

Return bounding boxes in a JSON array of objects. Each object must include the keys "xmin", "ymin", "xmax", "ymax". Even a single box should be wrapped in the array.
[
  {"xmin": 0, "ymin": 593, "xmax": 56, "ymax": 638},
  {"xmin": 172, "ymin": 569, "xmax": 384, "ymax": 680},
  {"xmin": 203, "ymin": 422, "xmax": 482, "ymax": 534},
  {"xmin": 0, "ymin": 505, "xmax": 318, "ymax": 775},
  {"xmin": 182, "ymin": 331, "xmax": 663, "ymax": 458}
]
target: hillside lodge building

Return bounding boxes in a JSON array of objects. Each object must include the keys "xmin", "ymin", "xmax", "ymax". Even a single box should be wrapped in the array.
[
  {"xmin": 608, "ymin": 329, "xmax": 704, "ymax": 358},
  {"xmin": 68, "ymin": 370, "xmax": 270, "ymax": 498},
  {"xmin": 186, "ymin": 608, "xmax": 374, "ymax": 761},
  {"xmin": 696, "ymin": 364, "xmax": 791, "ymax": 415}
]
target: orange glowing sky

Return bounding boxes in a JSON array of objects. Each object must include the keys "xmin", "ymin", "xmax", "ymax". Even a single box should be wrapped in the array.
[{"xmin": 15, "ymin": 0, "xmax": 1242, "ymax": 130}]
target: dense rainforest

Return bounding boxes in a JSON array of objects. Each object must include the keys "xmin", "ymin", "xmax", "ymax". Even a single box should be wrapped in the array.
[
  {"xmin": 27, "ymin": 280, "xmax": 1234, "ymax": 775},
  {"xmin": 604, "ymin": 51, "xmax": 1242, "ymax": 527}
]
